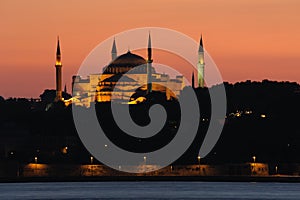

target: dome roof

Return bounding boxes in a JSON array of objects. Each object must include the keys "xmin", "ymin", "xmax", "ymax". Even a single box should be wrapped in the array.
[
  {"xmin": 103, "ymin": 51, "xmax": 148, "ymax": 74},
  {"xmin": 110, "ymin": 51, "xmax": 146, "ymax": 66}
]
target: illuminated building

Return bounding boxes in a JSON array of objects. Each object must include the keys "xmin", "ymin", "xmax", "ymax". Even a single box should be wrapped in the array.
[
  {"xmin": 71, "ymin": 34, "xmax": 206, "ymax": 107},
  {"xmin": 72, "ymin": 34, "xmax": 187, "ymax": 107}
]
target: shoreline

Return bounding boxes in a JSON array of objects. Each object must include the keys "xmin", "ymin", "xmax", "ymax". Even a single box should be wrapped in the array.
[{"xmin": 1, "ymin": 175, "xmax": 300, "ymax": 183}]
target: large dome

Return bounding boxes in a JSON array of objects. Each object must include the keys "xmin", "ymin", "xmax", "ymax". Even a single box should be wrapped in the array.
[
  {"xmin": 103, "ymin": 51, "xmax": 149, "ymax": 74},
  {"xmin": 110, "ymin": 51, "xmax": 146, "ymax": 66}
]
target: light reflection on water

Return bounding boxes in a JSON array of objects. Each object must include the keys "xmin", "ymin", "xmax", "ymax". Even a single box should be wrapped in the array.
[{"xmin": 0, "ymin": 181, "xmax": 299, "ymax": 199}]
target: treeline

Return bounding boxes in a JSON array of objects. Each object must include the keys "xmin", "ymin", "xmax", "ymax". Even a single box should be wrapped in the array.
[
  {"xmin": 0, "ymin": 80, "xmax": 300, "ymax": 165},
  {"xmin": 195, "ymin": 80, "xmax": 300, "ymax": 164}
]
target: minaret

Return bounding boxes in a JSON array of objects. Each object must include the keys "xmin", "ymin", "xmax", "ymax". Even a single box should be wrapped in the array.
[
  {"xmin": 197, "ymin": 35, "xmax": 205, "ymax": 88},
  {"xmin": 55, "ymin": 37, "xmax": 63, "ymax": 102},
  {"xmin": 192, "ymin": 71, "xmax": 195, "ymax": 89},
  {"xmin": 111, "ymin": 38, "xmax": 117, "ymax": 61},
  {"xmin": 64, "ymin": 84, "xmax": 67, "ymax": 94},
  {"xmin": 147, "ymin": 33, "xmax": 153, "ymax": 94}
]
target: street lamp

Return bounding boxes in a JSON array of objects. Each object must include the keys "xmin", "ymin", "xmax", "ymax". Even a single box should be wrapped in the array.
[
  {"xmin": 143, "ymin": 156, "xmax": 147, "ymax": 173},
  {"xmin": 252, "ymin": 156, "xmax": 256, "ymax": 163},
  {"xmin": 251, "ymin": 156, "xmax": 256, "ymax": 175},
  {"xmin": 197, "ymin": 155, "xmax": 201, "ymax": 172},
  {"xmin": 275, "ymin": 165, "xmax": 278, "ymax": 174},
  {"xmin": 34, "ymin": 156, "xmax": 38, "ymax": 172},
  {"xmin": 90, "ymin": 156, "xmax": 94, "ymax": 164}
]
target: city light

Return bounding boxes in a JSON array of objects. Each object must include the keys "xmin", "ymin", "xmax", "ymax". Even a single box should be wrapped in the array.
[
  {"xmin": 62, "ymin": 146, "xmax": 68, "ymax": 154},
  {"xmin": 252, "ymin": 156, "xmax": 256, "ymax": 163},
  {"xmin": 197, "ymin": 155, "xmax": 201, "ymax": 172}
]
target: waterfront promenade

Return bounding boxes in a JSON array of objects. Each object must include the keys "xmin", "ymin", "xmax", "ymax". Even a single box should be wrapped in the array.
[{"xmin": 1, "ymin": 162, "xmax": 300, "ymax": 182}]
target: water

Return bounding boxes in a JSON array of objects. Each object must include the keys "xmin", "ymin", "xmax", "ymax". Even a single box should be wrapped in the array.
[{"xmin": 0, "ymin": 182, "xmax": 299, "ymax": 199}]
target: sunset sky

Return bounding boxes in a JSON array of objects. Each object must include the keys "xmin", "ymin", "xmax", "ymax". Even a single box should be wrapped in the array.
[{"xmin": 1, "ymin": 0, "xmax": 300, "ymax": 98}]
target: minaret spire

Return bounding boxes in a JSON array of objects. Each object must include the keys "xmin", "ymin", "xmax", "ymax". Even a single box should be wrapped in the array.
[
  {"xmin": 64, "ymin": 84, "xmax": 67, "ymax": 94},
  {"xmin": 148, "ymin": 32, "xmax": 152, "ymax": 61},
  {"xmin": 192, "ymin": 71, "xmax": 195, "ymax": 89},
  {"xmin": 111, "ymin": 37, "xmax": 117, "ymax": 61},
  {"xmin": 56, "ymin": 36, "xmax": 61, "ymax": 65},
  {"xmin": 55, "ymin": 36, "xmax": 63, "ymax": 102},
  {"xmin": 197, "ymin": 34, "xmax": 205, "ymax": 88},
  {"xmin": 147, "ymin": 32, "xmax": 153, "ymax": 94},
  {"xmin": 198, "ymin": 34, "xmax": 204, "ymax": 53}
]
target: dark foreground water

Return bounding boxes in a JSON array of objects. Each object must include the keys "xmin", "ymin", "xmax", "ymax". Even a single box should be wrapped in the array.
[{"xmin": 0, "ymin": 182, "xmax": 299, "ymax": 199}]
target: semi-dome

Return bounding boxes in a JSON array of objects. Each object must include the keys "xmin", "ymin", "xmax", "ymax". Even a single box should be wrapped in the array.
[{"xmin": 103, "ymin": 51, "xmax": 149, "ymax": 74}]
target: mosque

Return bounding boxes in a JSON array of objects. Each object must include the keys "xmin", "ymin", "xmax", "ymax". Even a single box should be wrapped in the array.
[{"xmin": 54, "ymin": 34, "xmax": 205, "ymax": 107}]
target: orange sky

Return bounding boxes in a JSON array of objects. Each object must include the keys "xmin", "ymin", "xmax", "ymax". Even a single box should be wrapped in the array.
[{"xmin": 1, "ymin": 0, "xmax": 300, "ymax": 98}]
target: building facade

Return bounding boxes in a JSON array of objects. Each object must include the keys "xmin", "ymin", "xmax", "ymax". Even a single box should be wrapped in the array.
[
  {"xmin": 71, "ymin": 34, "xmax": 205, "ymax": 107},
  {"xmin": 72, "ymin": 35, "xmax": 187, "ymax": 107}
]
